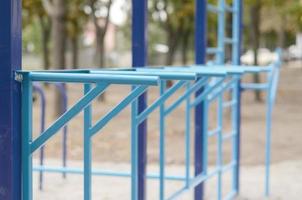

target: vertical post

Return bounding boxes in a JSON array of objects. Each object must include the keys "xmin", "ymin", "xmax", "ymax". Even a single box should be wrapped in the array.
[
  {"xmin": 132, "ymin": 0, "xmax": 148, "ymax": 199},
  {"xmin": 194, "ymin": 0, "xmax": 207, "ymax": 199},
  {"xmin": 21, "ymin": 73, "xmax": 33, "ymax": 200},
  {"xmin": 0, "ymin": 0, "xmax": 22, "ymax": 199},
  {"xmin": 131, "ymin": 96, "xmax": 139, "ymax": 200},
  {"xmin": 233, "ymin": 0, "xmax": 243, "ymax": 193},
  {"xmin": 84, "ymin": 84, "xmax": 92, "ymax": 200},
  {"xmin": 159, "ymin": 81, "xmax": 166, "ymax": 200}
]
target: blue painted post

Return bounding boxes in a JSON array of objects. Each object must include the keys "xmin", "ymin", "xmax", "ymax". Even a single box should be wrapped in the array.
[
  {"xmin": 0, "ymin": 0, "xmax": 22, "ymax": 199},
  {"xmin": 234, "ymin": 0, "xmax": 243, "ymax": 193},
  {"xmin": 132, "ymin": 0, "xmax": 148, "ymax": 199},
  {"xmin": 194, "ymin": 0, "xmax": 207, "ymax": 199}
]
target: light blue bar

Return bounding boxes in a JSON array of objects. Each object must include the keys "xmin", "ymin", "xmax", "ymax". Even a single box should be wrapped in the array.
[
  {"xmin": 22, "ymin": 73, "xmax": 33, "ymax": 200},
  {"xmin": 207, "ymin": 47, "xmax": 223, "ymax": 54},
  {"xmin": 84, "ymin": 84, "xmax": 92, "ymax": 200},
  {"xmin": 202, "ymin": 99, "xmax": 209, "ymax": 176},
  {"xmin": 223, "ymin": 100, "xmax": 237, "ymax": 108},
  {"xmin": 32, "ymin": 166, "xmax": 187, "ymax": 181},
  {"xmin": 241, "ymin": 83, "xmax": 269, "ymax": 91},
  {"xmin": 30, "ymin": 83, "xmax": 109, "ymax": 153},
  {"xmin": 91, "ymin": 69, "xmax": 197, "ymax": 81},
  {"xmin": 265, "ymin": 70, "xmax": 273, "ymax": 197},
  {"xmin": 224, "ymin": 37, "xmax": 236, "ymax": 44},
  {"xmin": 159, "ymin": 80, "xmax": 166, "ymax": 200},
  {"xmin": 20, "ymin": 72, "xmax": 160, "ymax": 85},
  {"xmin": 222, "ymin": 132, "xmax": 236, "ymax": 141},
  {"xmin": 131, "ymin": 92, "xmax": 139, "ymax": 200},
  {"xmin": 217, "ymin": 92, "xmax": 223, "ymax": 200},
  {"xmin": 207, "ymin": 4, "xmax": 222, "ymax": 13},
  {"xmin": 89, "ymin": 85, "xmax": 148, "ymax": 137},
  {"xmin": 185, "ymin": 82, "xmax": 191, "ymax": 188},
  {"xmin": 225, "ymin": 4, "xmax": 234, "ymax": 12},
  {"xmin": 136, "ymin": 81, "xmax": 186, "ymax": 124},
  {"xmin": 137, "ymin": 65, "xmax": 227, "ymax": 78}
]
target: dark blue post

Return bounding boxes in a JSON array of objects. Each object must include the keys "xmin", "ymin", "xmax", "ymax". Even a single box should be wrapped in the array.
[
  {"xmin": 132, "ymin": 1, "xmax": 148, "ymax": 199},
  {"xmin": 0, "ymin": 0, "xmax": 22, "ymax": 199},
  {"xmin": 235, "ymin": 0, "xmax": 243, "ymax": 193},
  {"xmin": 194, "ymin": 0, "xmax": 207, "ymax": 199}
]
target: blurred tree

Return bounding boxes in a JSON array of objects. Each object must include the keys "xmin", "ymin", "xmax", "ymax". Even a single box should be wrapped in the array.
[
  {"xmin": 42, "ymin": 0, "xmax": 67, "ymax": 116},
  {"xmin": 87, "ymin": 0, "xmax": 113, "ymax": 101},
  {"xmin": 23, "ymin": 0, "xmax": 51, "ymax": 70},
  {"xmin": 152, "ymin": 0, "xmax": 193, "ymax": 65},
  {"xmin": 67, "ymin": 0, "xmax": 89, "ymax": 68},
  {"xmin": 42, "ymin": 0, "xmax": 67, "ymax": 70},
  {"xmin": 88, "ymin": 0, "xmax": 113, "ymax": 68}
]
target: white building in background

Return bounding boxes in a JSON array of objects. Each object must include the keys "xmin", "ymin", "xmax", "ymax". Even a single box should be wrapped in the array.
[{"xmin": 287, "ymin": 33, "xmax": 302, "ymax": 60}]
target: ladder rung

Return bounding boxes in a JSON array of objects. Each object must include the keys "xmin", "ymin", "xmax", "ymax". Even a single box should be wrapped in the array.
[
  {"xmin": 207, "ymin": 4, "xmax": 222, "ymax": 13},
  {"xmin": 225, "ymin": 4, "xmax": 234, "ymax": 12},
  {"xmin": 223, "ymin": 100, "xmax": 237, "ymax": 108},
  {"xmin": 206, "ymin": 48, "xmax": 223, "ymax": 54},
  {"xmin": 241, "ymin": 83, "xmax": 269, "ymax": 91},
  {"xmin": 224, "ymin": 38, "xmax": 238, "ymax": 44},
  {"xmin": 223, "ymin": 132, "xmax": 236, "ymax": 141}
]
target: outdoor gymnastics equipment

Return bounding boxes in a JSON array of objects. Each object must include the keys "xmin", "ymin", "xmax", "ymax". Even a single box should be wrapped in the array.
[
  {"xmin": 33, "ymin": 83, "xmax": 68, "ymax": 190},
  {"xmin": 0, "ymin": 0, "xmax": 282, "ymax": 200}
]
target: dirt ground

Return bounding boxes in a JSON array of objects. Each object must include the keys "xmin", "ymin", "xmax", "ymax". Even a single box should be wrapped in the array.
[{"xmin": 31, "ymin": 61, "xmax": 302, "ymax": 199}]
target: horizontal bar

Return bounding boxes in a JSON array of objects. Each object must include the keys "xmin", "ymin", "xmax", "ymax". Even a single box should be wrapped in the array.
[
  {"xmin": 17, "ymin": 72, "xmax": 159, "ymax": 85},
  {"xmin": 223, "ymin": 100, "xmax": 237, "ymax": 108},
  {"xmin": 225, "ymin": 4, "xmax": 234, "ymax": 12},
  {"xmin": 136, "ymin": 81, "xmax": 186, "ymax": 124},
  {"xmin": 139, "ymin": 67, "xmax": 227, "ymax": 77},
  {"xmin": 30, "ymin": 83, "xmax": 109, "ymax": 153},
  {"xmin": 207, "ymin": 47, "xmax": 223, "ymax": 54},
  {"xmin": 224, "ymin": 38, "xmax": 237, "ymax": 44},
  {"xmin": 32, "ymin": 166, "xmax": 186, "ymax": 181},
  {"xmin": 207, "ymin": 4, "xmax": 221, "ymax": 13},
  {"xmin": 223, "ymin": 132, "xmax": 236, "ymax": 141},
  {"xmin": 90, "ymin": 69, "xmax": 197, "ymax": 81},
  {"xmin": 241, "ymin": 83, "xmax": 269, "ymax": 91},
  {"xmin": 89, "ymin": 85, "xmax": 148, "ymax": 137}
]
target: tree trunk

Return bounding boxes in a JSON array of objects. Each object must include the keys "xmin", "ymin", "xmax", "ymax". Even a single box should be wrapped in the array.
[
  {"xmin": 278, "ymin": 17, "xmax": 286, "ymax": 49},
  {"xmin": 166, "ymin": 30, "xmax": 179, "ymax": 66},
  {"xmin": 51, "ymin": 0, "xmax": 67, "ymax": 116},
  {"xmin": 38, "ymin": 15, "xmax": 51, "ymax": 70},
  {"xmin": 71, "ymin": 35, "xmax": 79, "ymax": 69},
  {"xmin": 250, "ymin": 2, "xmax": 262, "ymax": 102},
  {"xmin": 181, "ymin": 29, "xmax": 191, "ymax": 65},
  {"xmin": 96, "ymin": 29, "xmax": 106, "ymax": 101}
]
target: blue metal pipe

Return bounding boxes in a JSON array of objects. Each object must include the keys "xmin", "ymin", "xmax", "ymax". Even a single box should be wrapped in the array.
[
  {"xmin": 54, "ymin": 83, "xmax": 68, "ymax": 179},
  {"xmin": 16, "ymin": 72, "xmax": 159, "ymax": 86},
  {"xmin": 33, "ymin": 84, "xmax": 46, "ymax": 191},
  {"xmin": 30, "ymin": 83, "xmax": 109, "ymax": 153}
]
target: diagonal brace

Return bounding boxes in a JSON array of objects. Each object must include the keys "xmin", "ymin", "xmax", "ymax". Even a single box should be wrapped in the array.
[
  {"xmin": 89, "ymin": 85, "xmax": 149, "ymax": 137},
  {"xmin": 30, "ymin": 83, "xmax": 109, "ymax": 153}
]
